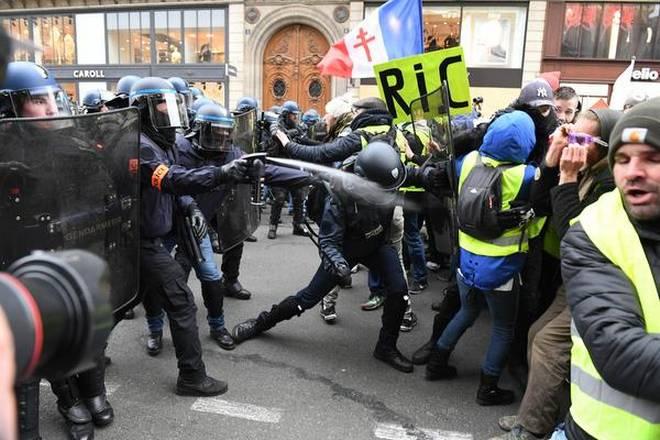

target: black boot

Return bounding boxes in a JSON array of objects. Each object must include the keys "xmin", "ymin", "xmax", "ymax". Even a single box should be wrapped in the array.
[
  {"xmin": 267, "ymin": 224, "xmax": 277, "ymax": 239},
  {"xmin": 78, "ymin": 363, "xmax": 114, "ymax": 427},
  {"xmin": 292, "ymin": 223, "xmax": 308, "ymax": 236},
  {"xmin": 221, "ymin": 277, "xmax": 251, "ymax": 300},
  {"xmin": 374, "ymin": 294, "xmax": 413, "ymax": 373},
  {"xmin": 176, "ymin": 375, "xmax": 228, "ymax": 397},
  {"xmin": 146, "ymin": 330, "xmax": 163, "ymax": 356},
  {"xmin": 232, "ymin": 296, "xmax": 303, "ymax": 343},
  {"xmin": 83, "ymin": 394, "xmax": 113, "ymax": 427},
  {"xmin": 412, "ymin": 313, "xmax": 449, "ymax": 365},
  {"xmin": 373, "ymin": 344, "xmax": 414, "ymax": 373},
  {"xmin": 51, "ymin": 378, "xmax": 95, "ymax": 440},
  {"xmin": 476, "ymin": 371, "xmax": 515, "ymax": 406},
  {"xmin": 200, "ymin": 280, "xmax": 234, "ymax": 350},
  {"xmin": 210, "ymin": 327, "xmax": 235, "ymax": 351},
  {"xmin": 17, "ymin": 380, "xmax": 42, "ymax": 440},
  {"xmin": 425, "ymin": 346, "xmax": 457, "ymax": 380}
]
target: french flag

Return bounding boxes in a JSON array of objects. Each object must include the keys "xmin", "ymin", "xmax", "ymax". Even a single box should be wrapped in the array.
[{"xmin": 318, "ymin": 0, "xmax": 424, "ymax": 78}]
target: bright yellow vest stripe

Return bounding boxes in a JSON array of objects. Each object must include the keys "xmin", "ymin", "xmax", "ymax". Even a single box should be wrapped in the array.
[
  {"xmin": 570, "ymin": 189, "xmax": 660, "ymax": 440},
  {"xmin": 457, "ymin": 151, "xmax": 545, "ymax": 257}
]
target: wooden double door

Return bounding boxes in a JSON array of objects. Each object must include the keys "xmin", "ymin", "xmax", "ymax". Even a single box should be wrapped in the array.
[{"xmin": 263, "ymin": 24, "xmax": 331, "ymax": 114}]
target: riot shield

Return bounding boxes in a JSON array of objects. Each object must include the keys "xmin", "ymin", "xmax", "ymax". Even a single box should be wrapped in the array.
[
  {"xmin": 232, "ymin": 108, "xmax": 258, "ymax": 154},
  {"xmin": 0, "ymin": 109, "xmax": 141, "ymax": 319},
  {"xmin": 212, "ymin": 183, "xmax": 261, "ymax": 253},
  {"xmin": 409, "ymin": 83, "xmax": 459, "ymax": 255}
]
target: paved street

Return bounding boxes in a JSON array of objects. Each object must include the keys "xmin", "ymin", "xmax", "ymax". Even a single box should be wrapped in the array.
[{"xmin": 39, "ymin": 215, "xmax": 521, "ymax": 440}]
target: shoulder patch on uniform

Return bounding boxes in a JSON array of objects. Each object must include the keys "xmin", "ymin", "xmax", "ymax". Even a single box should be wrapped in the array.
[{"xmin": 621, "ymin": 127, "xmax": 648, "ymax": 144}]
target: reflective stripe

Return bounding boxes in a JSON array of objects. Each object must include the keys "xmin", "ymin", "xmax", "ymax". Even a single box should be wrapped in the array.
[{"xmin": 571, "ymin": 364, "xmax": 660, "ymax": 423}]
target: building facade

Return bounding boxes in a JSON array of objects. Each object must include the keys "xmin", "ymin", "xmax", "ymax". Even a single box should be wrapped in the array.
[
  {"xmin": 541, "ymin": 0, "xmax": 660, "ymax": 108},
  {"xmin": 1, "ymin": 0, "xmax": 547, "ymax": 116}
]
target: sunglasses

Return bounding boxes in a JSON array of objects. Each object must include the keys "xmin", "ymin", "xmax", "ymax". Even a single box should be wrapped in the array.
[{"xmin": 568, "ymin": 132, "xmax": 608, "ymax": 148}]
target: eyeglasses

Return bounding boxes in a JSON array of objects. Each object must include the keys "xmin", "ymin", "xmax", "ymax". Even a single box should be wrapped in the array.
[{"xmin": 568, "ymin": 132, "xmax": 608, "ymax": 147}]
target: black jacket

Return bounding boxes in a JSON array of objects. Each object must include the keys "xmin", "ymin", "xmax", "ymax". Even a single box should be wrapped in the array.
[
  {"xmin": 285, "ymin": 109, "xmax": 394, "ymax": 164},
  {"xmin": 561, "ymin": 208, "xmax": 660, "ymax": 440}
]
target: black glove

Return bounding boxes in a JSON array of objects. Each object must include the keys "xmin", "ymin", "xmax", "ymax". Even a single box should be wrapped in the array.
[
  {"xmin": 187, "ymin": 203, "xmax": 208, "ymax": 242},
  {"xmin": 419, "ymin": 163, "xmax": 450, "ymax": 197},
  {"xmin": 333, "ymin": 261, "xmax": 352, "ymax": 286},
  {"xmin": 216, "ymin": 158, "xmax": 249, "ymax": 183},
  {"xmin": 496, "ymin": 204, "xmax": 535, "ymax": 230}
]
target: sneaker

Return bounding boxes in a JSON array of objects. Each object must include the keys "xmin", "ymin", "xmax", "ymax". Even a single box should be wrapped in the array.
[
  {"xmin": 400, "ymin": 311, "xmax": 418, "ymax": 332},
  {"xmin": 361, "ymin": 294, "xmax": 385, "ymax": 311},
  {"xmin": 498, "ymin": 415, "xmax": 518, "ymax": 432},
  {"xmin": 426, "ymin": 261, "xmax": 441, "ymax": 272},
  {"xmin": 320, "ymin": 302, "xmax": 337, "ymax": 323},
  {"xmin": 408, "ymin": 280, "xmax": 428, "ymax": 295}
]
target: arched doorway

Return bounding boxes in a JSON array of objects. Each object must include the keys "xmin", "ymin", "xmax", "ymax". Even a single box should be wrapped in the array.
[{"xmin": 262, "ymin": 24, "xmax": 331, "ymax": 114}]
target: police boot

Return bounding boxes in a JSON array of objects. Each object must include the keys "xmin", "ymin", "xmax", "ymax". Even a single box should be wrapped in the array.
[
  {"xmin": 267, "ymin": 224, "xmax": 277, "ymax": 239},
  {"xmin": 425, "ymin": 346, "xmax": 457, "ymax": 380},
  {"xmin": 17, "ymin": 380, "xmax": 42, "ymax": 440},
  {"xmin": 412, "ymin": 313, "xmax": 449, "ymax": 365},
  {"xmin": 200, "ymin": 280, "xmax": 235, "ymax": 350},
  {"xmin": 373, "ymin": 294, "xmax": 413, "ymax": 373},
  {"xmin": 476, "ymin": 371, "xmax": 515, "ymax": 406},
  {"xmin": 78, "ymin": 365, "xmax": 114, "ymax": 427},
  {"xmin": 176, "ymin": 375, "xmax": 228, "ymax": 397},
  {"xmin": 292, "ymin": 223, "xmax": 308, "ymax": 237},
  {"xmin": 51, "ymin": 379, "xmax": 95, "ymax": 440},
  {"xmin": 83, "ymin": 394, "xmax": 113, "ymax": 427},
  {"xmin": 221, "ymin": 277, "xmax": 251, "ymax": 300},
  {"xmin": 232, "ymin": 296, "xmax": 303, "ymax": 343}
]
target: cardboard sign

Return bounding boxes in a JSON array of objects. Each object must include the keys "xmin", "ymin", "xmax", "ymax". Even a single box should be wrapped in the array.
[{"xmin": 374, "ymin": 46, "xmax": 471, "ymax": 124}]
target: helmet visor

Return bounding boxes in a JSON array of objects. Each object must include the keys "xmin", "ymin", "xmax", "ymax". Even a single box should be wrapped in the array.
[
  {"xmin": 199, "ymin": 122, "xmax": 233, "ymax": 152},
  {"xmin": 12, "ymin": 86, "xmax": 72, "ymax": 118},
  {"xmin": 146, "ymin": 92, "xmax": 189, "ymax": 129}
]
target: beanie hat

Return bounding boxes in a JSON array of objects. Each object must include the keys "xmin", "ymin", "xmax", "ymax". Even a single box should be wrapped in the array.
[
  {"xmin": 608, "ymin": 97, "xmax": 660, "ymax": 166},
  {"xmin": 518, "ymin": 79, "xmax": 554, "ymax": 108},
  {"xmin": 589, "ymin": 108, "xmax": 622, "ymax": 144},
  {"xmin": 325, "ymin": 92, "xmax": 355, "ymax": 118}
]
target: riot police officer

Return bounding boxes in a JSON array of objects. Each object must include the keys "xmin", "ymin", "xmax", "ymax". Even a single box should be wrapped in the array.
[
  {"xmin": 267, "ymin": 100, "xmax": 309, "ymax": 239},
  {"xmin": 1, "ymin": 61, "xmax": 111, "ymax": 440},
  {"xmin": 105, "ymin": 75, "xmax": 140, "ymax": 110},
  {"xmin": 131, "ymin": 77, "xmax": 250, "ymax": 396},
  {"xmin": 81, "ymin": 89, "xmax": 113, "ymax": 114},
  {"xmin": 232, "ymin": 142, "xmax": 441, "ymax": 372}
]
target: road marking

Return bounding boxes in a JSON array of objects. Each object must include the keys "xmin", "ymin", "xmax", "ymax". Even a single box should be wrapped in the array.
[
  {"xmin": 191, "ymin": 398, "xmax": 283, "ymax": 423},
  {"xmin": 40, "ymin": 379, "xmax": 120, "ymax": 396},
  {"xmin": 374, "ymin": 423, "xmax": 473, "ymax": 440}
]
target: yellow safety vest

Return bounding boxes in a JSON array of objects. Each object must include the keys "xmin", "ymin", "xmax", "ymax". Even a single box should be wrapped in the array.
[
  {"xmin": 399, "ymin": 123, "xmax": 430, "ymax": 193},
  {"xmin": 457, "ymin": 151, "xmax": 546, "ymax": 257},
  {"xmin": 570, "ymin": 189, "xmax": 660, "ymax": 440}
]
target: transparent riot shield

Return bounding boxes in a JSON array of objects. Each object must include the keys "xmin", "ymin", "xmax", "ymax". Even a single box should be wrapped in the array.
[
  {"xmin": 409, "ymin": 83, "xmax": 459, "ymax": 255},
  {"xmin": 0, "ymin": 109, "xmax": 140, "ymax": 319},
  {"xmin": 232, "ymin": 108, "xmax": 258, "ymax": 154},
  {"xmin": 212, "ymin": 183, "xmax": 261, "ymax": 253}
]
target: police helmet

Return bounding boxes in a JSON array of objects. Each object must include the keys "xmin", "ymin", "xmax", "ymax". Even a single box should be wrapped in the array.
[
  {"xmin": 302, "ymin": 109, "xmax": 320, "ymax": 125},
  {"xmin": 168, "ymin": 76, "xmax": 193, "ymax": 108},
  {"xmin": 130, "ymin": 77, "xmax": 189, "ymax": 129},
  {"xmin": 354, "ymin": 141, "xmax": 406, "ymax": 190},
  {"xmin": 235, "ymin": 96, "xmax": 258, "ymax": 113},
  {"xmin": 281, "ymin": 100, "xmax": 300, "ymax": 116},
  {"xmin": 82, "ymin": 89, "xmax": 113, "ymax": 114},
  {"xmin": 269, "ymin": 105, "xmax": 282, "ymax": 115},
  {"xmin": 192, "ymin": 103, "xmax": 234, "ymax": 152},
  {"xmin": 105, "ymin": 75, "xmax": 140, "ymax": 109},
  {"xmin": 190, "ymin": 86, "xmax": 204, "ymax": 101},
  {"xmin": 0, "ymin": 61, "xmax": 72, "ymax": 118},
  {"xmin": 189, "ymin": 97, "xmax": 214, "ymax": 120}
]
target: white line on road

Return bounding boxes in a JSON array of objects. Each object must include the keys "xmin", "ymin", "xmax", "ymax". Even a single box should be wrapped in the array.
[
  {"xmin": 191, "ymin": 398, "xmax": 283, "ymax": 423},
  {"xmin": 374, "ymin": 423, "xmax": 473, "ymax": 440}
]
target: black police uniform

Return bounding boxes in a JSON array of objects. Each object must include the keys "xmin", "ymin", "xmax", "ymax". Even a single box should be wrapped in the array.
[{"xmin": 138, "ymin": 132, "xmax": 230, "ymax": 382}]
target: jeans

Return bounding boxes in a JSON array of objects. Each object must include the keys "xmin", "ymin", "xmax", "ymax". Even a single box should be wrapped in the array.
[
  {"xmin": 146, "ymin": 233, "xmax": 223, "ymax": 333},
  {"xmin": 403, "ymin": 206, "xmax": 428, "ymax": 283},
  {"xmin": 436, "ymin": 271, "xmax": 519, "ymax": 376}
]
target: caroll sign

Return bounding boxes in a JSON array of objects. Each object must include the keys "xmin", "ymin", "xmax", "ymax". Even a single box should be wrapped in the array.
[{"xmin": 73, "ymin": 69, "xmax": 105, "ymax": 79}]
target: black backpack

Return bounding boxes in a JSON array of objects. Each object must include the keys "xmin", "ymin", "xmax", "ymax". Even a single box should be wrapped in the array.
[{"xmin": 456, "ymin": 154, "xmax": 514, "ymax": 240}]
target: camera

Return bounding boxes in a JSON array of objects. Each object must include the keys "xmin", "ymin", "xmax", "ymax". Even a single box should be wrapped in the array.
[{"xmin": 0, "ymin": 249, "xmax": 113, "ymax": 382}]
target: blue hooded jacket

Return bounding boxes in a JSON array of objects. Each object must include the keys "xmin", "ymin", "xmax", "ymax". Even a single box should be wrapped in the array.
[{"xmin": 455, "ymin": 110, "xmax": 537, "ymax": 291}]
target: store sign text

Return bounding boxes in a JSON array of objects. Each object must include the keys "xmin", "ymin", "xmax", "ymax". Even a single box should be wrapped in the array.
[
  {"xmin": 632, "ymin": 68, "xmax": 659, "ymax": 82},
  {"xmin": 73, "ymin": 70, "xmax": 105, "ymax": 79}
]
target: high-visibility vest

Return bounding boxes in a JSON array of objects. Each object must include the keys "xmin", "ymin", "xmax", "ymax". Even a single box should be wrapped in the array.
[
  {"xmin": 570, "ymin": 189, "xmax": 660, "ymax": 440},
  {"xmin": 457, "ymin": 150, "xmax": 546, "ymax": 257},
  {"xmin": 399, "ymin": 123, "xmax": 430, "ymax": 193}
]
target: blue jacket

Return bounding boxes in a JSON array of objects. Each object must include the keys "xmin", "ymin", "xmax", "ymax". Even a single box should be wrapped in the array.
[{"xmin": 455, "ymin": 111, "xmax": 538, "ymax": 291}]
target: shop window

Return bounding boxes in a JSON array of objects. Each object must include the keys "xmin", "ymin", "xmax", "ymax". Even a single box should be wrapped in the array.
[
  {"xmin": 2, "ymin": 17, "xmax": 32, "ymax": 61},
  {"xmin": 562, "ymin": 3, "xmax": 660, "ymax": 60},
  {"xmin": 155, "ymin": 10, "xmax": 182, "ymax": 64},
  {"xmin": 107, "ymin": 12, "xmax": 150, "ymax": 64},
  {"xmin": 2, "ymin": 15, "xmax": 75, "ymax": 64},
  {"xmin": 460, "ymin": 6, "xmax": 527, "ymax": 68},
  {"xmin": 191, "ymin": 81, "xmax": 224, "ymax": 103},
  {"xmin": 184, "ymin": 9, "xmax": 226, "ymax": 64},
  {"xmin": 423, "ymin": 7, "xmax": 461, "ymax": 52}
]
